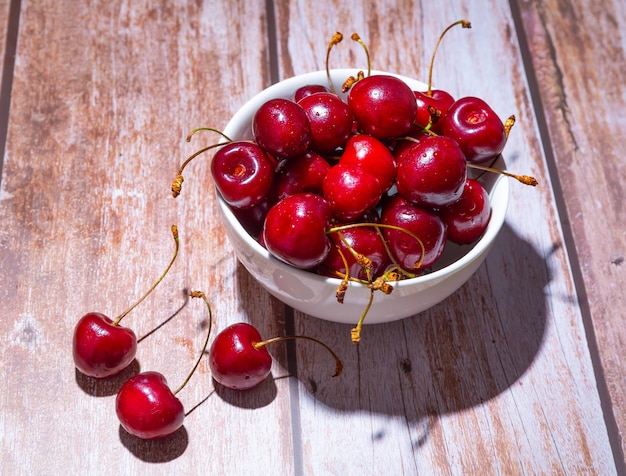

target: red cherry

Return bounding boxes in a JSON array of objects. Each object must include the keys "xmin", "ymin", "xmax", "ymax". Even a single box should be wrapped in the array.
[
  {"xmin": 72, "ymin": 313, "xmax": 137, "ymax": 378},
  {"xmin": 275, "ymin": 151, "xmax": 331, "ymax": 200},
  {"xmin": 320, "ymin": 226, "xmax": 389, "ymax": 281},
  {"xmin": 209, "ymin": 322, "xmax": 342, "ymax": 391},
  {"xmin": 211, "ymin": 141, "xmax": 276, "ymax": 210},
  {"xmin": 440, "ymin": 178, "xmax": 491, "ymax": 244},
  {"xmin": 439, "ymin": 96, "xmax": 507, "ymax": 164},
  {"xmin": 297, "ymin": 92, "xmax": 354, "ymax": 155},
  {"xmin": 116, "ymin": 371, "xmax": 185, "ymax": 440},
  {"xmin": 209, "ymin": 323, "xmax": 272, "ymax": 391},
  {"xmin": 263, "ymin": 193, "xmax": 333, "ymax": 269},
  {"xmin": 339, "ymin": 134, "xmax": 396, "ymax": 193},
  {"xmin": 72, "ymin": 226, "xmax": 179, "ymax": 379},
  {"xmin": 413, "ymin": 89, "xmax": 455, "ymax": 129},
  {"xmin": 381, "ymin": 195, "xmax": 447, "ymax": 270},
  {"xmin": 252, "ymin": 98, "xmax": 311, "ymax": 160},
  {"xmin": 395, "ymin": 135, "xmax": 467, "ymax": 209},
  {"xmin": 322, "ymin": 163, "xmax": 382, "ymax": 221},
  {"xmin": 116, "ymin": 290, "xmax": 213, "ymax": 440},
  {"xmin": 347, "ymin": 75, "xmax": 417, "ymax": 139}
]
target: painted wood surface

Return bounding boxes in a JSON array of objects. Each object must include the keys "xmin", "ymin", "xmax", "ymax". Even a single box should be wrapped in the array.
[{"xmin": 0, "ymin": 0, "xmax": 623, "ymax": 474}]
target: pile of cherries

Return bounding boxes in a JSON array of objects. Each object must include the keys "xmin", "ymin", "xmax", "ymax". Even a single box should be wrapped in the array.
[{"xmin": 174, "ymin": 21, "xmax": 535, "ymax": 339}]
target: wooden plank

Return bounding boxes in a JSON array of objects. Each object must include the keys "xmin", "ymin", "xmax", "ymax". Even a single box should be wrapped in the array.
[
  {"xmin": 0, "ymin": 1, "xmax": 297, "ymax": 474},
  {"xmin": 273, "ymin": 0, "xmax": 618, "ymax": 473},
  {"xmin": 515, "ymin": 0, "xmax": 626, "ymax": 464}
]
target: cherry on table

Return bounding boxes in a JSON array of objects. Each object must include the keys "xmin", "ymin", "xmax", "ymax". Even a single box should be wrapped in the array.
[
  {"xmin": 72, "ymin": 225, "xmax": 180, "ymax": 379},
  {"xmin": 116, "ymin": 290, "xmax": 213, "ymax": 440},
  {"xmin": 209, "ymin": 322, "xmax": 342, "ymax": 391}
]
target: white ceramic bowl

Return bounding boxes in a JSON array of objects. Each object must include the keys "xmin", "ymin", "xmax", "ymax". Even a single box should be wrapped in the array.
[{"xmin": 216, "ymin": 69, "xmax": 509, "ymax": 324}]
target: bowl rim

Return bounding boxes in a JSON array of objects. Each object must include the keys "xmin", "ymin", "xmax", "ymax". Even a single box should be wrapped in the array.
[{"xmin": 218, "ymin": 69, "xmax": 510, "ymax": 290}]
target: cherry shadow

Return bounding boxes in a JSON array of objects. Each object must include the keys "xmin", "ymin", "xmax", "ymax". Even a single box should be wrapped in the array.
[
  {"xmin": 74, "ymin": 360, "xmax": 141, "ymax": 397},
  {"xmin": 212, "ymin": 374, "xmax": 279, "ymax": 409},
  {"xmin": 235, "ymin": 222, "xmax": 550, "ymax": 440},
  {"xmin": 119, "ymin": 425, "xmax": 188, "ymax": 462}
]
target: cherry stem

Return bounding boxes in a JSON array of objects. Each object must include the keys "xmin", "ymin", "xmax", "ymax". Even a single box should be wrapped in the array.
[
  {"xmin": 253, "ymin": 335, "xmax": 343, "ymax": 378},
  {"xmin": 328, "ymin": 222, "xmax": 425, "ymax": 271},
  {"xmin": 325, "ymin": 32, "xmax": 344, "ymax": 95},
  {"xmin": 467, "ymin": 163, "xmax": 538, "ymax": 186},
  {"xmin": 172, "ymin": 142, "xmax": 227, "ymax": 198},
  {"xmin": 427, "ymin": 19, "xmax": 472, "ymax": 95},
  {"xmin": 351, "ymin": 288, "xmax": 374, "ymax": 344},
  {"xmin": 172, "ymin": 290, "xmax": 213, "ymax": 395},
  {"xmin": 112, "ymin": 225, "xmax": 179, "ymax": 326},
  {"xmin": 504, "ymin": 115, "xmax": 515, "ymax": 139},
  {"xmin": 186, "ymin": 127, "xmax": 233, "ymax": 143},
  {"xmin": 351, "ymin": 33, "xmax": 371, "ymax": 77}
]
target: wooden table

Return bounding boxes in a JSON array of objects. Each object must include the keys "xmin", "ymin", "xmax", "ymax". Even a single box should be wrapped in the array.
[{"xmin": 1, "ymin": 1, "xmax": 624, "ymax": 474}]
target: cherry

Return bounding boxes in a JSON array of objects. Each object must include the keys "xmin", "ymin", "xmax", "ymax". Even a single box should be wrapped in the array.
[
  {"xmin": 263, "ymin": 192, "xmax": 333, "ymax": 269},
  {"xmin": 439, "ymin": 96, "xmax": 507, "ymax": 164},
  {"xmin": 72, "ymin": 226, "xmax": 180, "ymax": 378},
  {"xmin": 116, "ymin": 290, "xmax": 213, "ymax": 439},
  {"xmin": 209, "ymin": 322, "xmax": 342, "ymax": 391},
  {"xmin": 339, "ymin": 134, "xmax": 396, "ymax": 193},
  {"xmin": 395, "ymin": 135, "xmax": 467, "ymax": 208},
  {"xmin": 294, "ymin": 84, "xmax": 328, "ymax": 102},
  {"xmin": 320, "ymin": 226, "xmax": 389, "ymax": 281},
  {"xmin": 275, "ymin": 150, "xmax": 331, "ymax": 200},
  {"xmin": 322, "ymin": 162, "xmax": 383, "ymax": 221},
  {"xmin": 381, "ymin": 195, "xmax": 447, "ymax": 271},
  {"xmin": 211, "ymin": 141, "xmax": 276, "ymax": 209},
  {"xmin": 297, "ymin": 92, "xmax": 354, "ymax": 155},
  {"xmin": 230, "ymin": 190, "xmax": 277, "ymax": 239},
  {"xmin": 252, "ymin": 98, "xmax": 311, "ymax": 160},
  {"xmin": 439, "ymin": 178, "xmax": 491, "ymax": 244},
  {"xmin": 347, "ymin": 74, "xmax": 417, "ymax": 139}
]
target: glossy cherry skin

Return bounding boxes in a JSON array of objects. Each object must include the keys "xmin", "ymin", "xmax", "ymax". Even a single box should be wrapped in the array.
[
  {"xmin": 347, "ymin": 75, "xmax": 417, "ymax": 139},
  {"xmin": 320, "ymin": 226, "xmax": 389, "ymax": 281},
  {"xmin": 72, "ymin": 312, "xmax": 137, "ymax": 378},
  {"xmin": 440, "ymin": 178, "xmax": 491, "ymax": 244},
  {"xmin": 209, "ymin": 323, "xmax": 272, "ymax": 391},
  {"xmin": 439, "ymin": 96, "xmax": 507, "ymax": 164},
  {"xmin": 116, "ymin": 371, "xmax": 184, "ymax": 440},
  {"xmin": 263, "ymin": 192, "xmax": 333, "ymax": 269},
  {"xmin": 339, "ymin": 134, "xmax": 397, "ymax": 193},
  {"xmin": 211, "ymin": 141, "xmax": 275, "ymax": 210},
  {"xmin": 252, "ymin": 98, "xmax": 311, "ymax": 160},
  {"xmin": 381, "ymin": 195, "xmax": 447, "ymax": 270},
  {"xmin": 395, "ymin": 135, "xmax": 467, "ymax": 208},
  {"xmin": 322, "ymin": 163, "xmax": 383, "ymax": 222},
  {"xmin": 275, "ymin": 151, "xmax": 331, "ymax": 200},
  {"xmin": 413, "ymin": 89, "xmax": 455, "ymax": 129},
  {"xmin": 297, "ymin": 92, "xmax": 354, "ymax": 155}
]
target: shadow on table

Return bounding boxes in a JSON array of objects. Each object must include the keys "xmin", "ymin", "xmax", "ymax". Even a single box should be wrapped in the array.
[{"xmin": 235, "ymin": 221, "xmax": 552, "ymax": 439}]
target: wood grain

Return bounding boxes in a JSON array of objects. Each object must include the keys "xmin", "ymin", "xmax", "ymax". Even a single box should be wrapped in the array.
[
  {"xmin": 0, "ymin": 0, "xmax": 623, "ymax": 474},
  {"xmin": 515, "ymin": 0, "xmax": 626, "ymax": 463}
]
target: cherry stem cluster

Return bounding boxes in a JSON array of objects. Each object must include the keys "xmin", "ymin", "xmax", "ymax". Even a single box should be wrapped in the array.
[
  {"xmin": 253, "ymin": 335, "xmax": 343, "ymax": 378},
  {"xmin": 112, "ymin": 225, "xmax": 180, "ymax": 327},
  {"xmin": 172, "ymin": 290, "xmax": 213, "ymax": 395}
]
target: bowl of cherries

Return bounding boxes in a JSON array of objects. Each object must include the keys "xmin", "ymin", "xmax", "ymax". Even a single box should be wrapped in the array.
[{"xmin": 174, "ymin": 27, "xmax": 536, "ymax": 342}]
